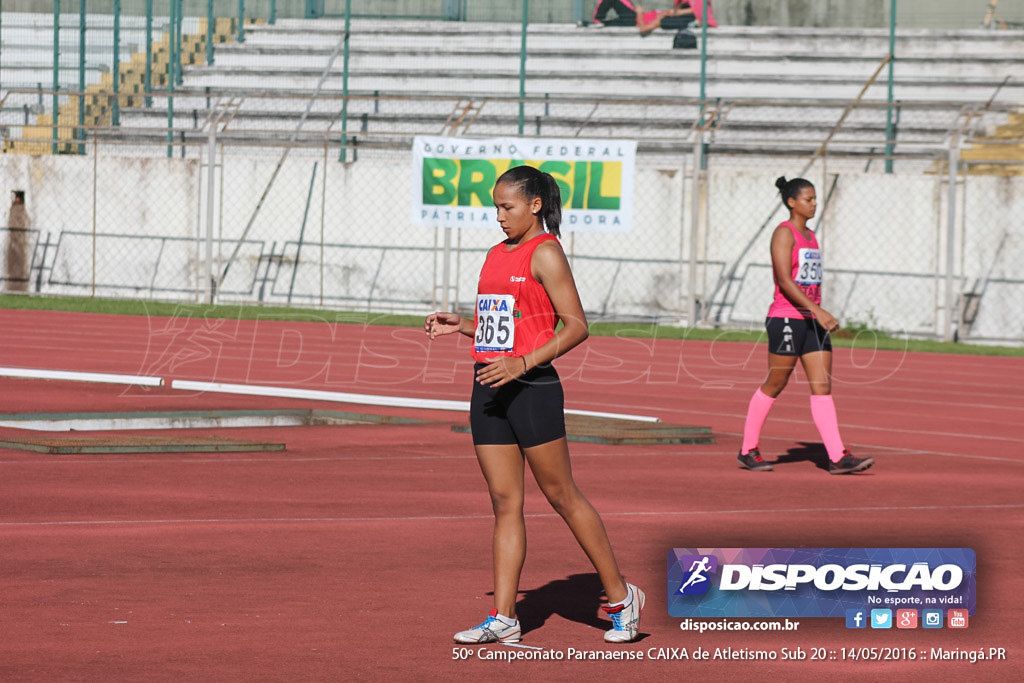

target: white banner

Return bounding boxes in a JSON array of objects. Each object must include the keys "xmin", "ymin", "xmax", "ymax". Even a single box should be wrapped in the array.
[{"xmin": 411, "ymin": 136, "xmax": 636, "ymax": 233}]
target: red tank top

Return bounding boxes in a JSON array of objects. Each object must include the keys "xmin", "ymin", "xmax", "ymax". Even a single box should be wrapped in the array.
[
  {"xmin": 767, "ymin": 221, "xmax": 822, "ymax": 319},
  {"xmin": 471, "ymin": 233, "xmax": 559, "ymax": 363}
]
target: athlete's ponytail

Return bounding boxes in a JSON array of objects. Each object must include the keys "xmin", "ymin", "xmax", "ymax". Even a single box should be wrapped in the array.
[
  {"xmin": 497, "ymin": 165, "xmax": 563, "ymax": 238},
  {"xmin": 540, "ymin": 172, "xmax": 562, "ymax": 237}
]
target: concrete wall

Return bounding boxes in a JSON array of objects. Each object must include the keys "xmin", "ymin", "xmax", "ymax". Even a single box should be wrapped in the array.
[
  {"xmin": 3, "ymin": 151, "xmax": 1022, "ymax": 342},
  {"xmin": 6, "ymin": 0, "xmax": 1024, "ymax": 28}
]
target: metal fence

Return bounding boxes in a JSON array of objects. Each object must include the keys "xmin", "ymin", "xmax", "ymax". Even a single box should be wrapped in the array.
[
  {"xmin": 2, "ymin": 7, "xmax": 1023, "ymax": 345},
  {"xmin": 2, "ymin": 91, "xmax": 1022, "ymax": 345}
]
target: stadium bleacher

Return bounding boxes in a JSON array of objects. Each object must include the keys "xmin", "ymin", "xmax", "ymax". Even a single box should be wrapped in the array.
[{"xmin": 2, "ymin": 14, "xmax": 1022, "ymax": 160}]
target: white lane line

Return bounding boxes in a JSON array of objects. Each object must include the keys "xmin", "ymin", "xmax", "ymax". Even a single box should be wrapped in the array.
[
  {"xmin": 2, "ymin": 504, "xmax": 1021, "ymax": 528},
  {"xmin": 170, "ymin": 379, "xmax": 660, "ymax": 422},
  {"xmin": 0, "ymin": 366, "xmax": 163, "ymax": 387},
  {"xmin": 1, "ymin": 447, "xmax": 1020, "ymax": 465}
]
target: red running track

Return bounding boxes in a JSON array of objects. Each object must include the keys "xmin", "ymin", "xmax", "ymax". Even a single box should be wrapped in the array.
[{"xmin": 0, "ymin": 309, "xmax": 1021, "ymax": 682}]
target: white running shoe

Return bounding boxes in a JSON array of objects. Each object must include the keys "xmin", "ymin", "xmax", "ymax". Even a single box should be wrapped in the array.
[
  {"xmin": 453, "ymin": 609, "xmax": 522, "ymax": 644},
  {"xmin": 602, "ymin": 584, "xmax": 645, "ymax": 643}
]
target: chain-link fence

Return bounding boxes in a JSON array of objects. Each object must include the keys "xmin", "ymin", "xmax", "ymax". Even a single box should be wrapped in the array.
[
  {"xmin": 2, "ymin": 8, "xmax": 1023, "ymax": 345},
  {"xmin": 3, "ymin": 95, "xmax": 1022, "ymax": 345}
]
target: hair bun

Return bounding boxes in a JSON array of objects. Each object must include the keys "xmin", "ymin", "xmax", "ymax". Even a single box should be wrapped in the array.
[{"xmin": 775, "ymin": 176, "xmax": 788, "ymax": 190}]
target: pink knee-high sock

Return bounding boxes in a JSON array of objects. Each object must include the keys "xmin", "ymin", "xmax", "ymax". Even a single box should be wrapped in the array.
[
  {"xmin": 810, "ymin": 394, "xmax": 846, "ymax": 462},
  {"xmin": 741, "ymin": 388, "xmax": 776, "ymax": 454}
]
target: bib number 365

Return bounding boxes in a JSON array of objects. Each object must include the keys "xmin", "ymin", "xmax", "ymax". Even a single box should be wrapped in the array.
[{"xmin": 475, "ymin": 294, "xmax": 515, "ymax": 353}]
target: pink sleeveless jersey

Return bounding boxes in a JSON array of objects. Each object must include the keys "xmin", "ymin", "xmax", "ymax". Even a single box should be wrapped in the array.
[
  {"xmin": 471, "ymin": 233, "xmax": 559, "ymax": 363},
  {"xmin": 767, "ymin": 221, "xmax": 822, "ymax": 319}
]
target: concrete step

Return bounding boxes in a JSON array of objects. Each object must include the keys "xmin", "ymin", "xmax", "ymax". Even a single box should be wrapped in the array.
[
  {"xmin": 245, "ymin": 19, "xmax": 1024, "ymax": 58},
  {"xmin": 211, "ymin": 45, "xmax": 1019, "ymax": 82},
  {"xmin": 180, "ymin": 65, "xmax": 1024, "ymax": 102}
]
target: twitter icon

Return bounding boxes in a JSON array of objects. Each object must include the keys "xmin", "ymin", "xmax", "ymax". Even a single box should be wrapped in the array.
[{"xmin": 870, "ymin": 609, "xmax": 893, "ymax": 629}]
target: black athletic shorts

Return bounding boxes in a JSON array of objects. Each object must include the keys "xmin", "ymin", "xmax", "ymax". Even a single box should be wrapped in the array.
[
  {"xmin": 765, "ymin": 316, "xmax": 833, "ymax": 356},
  {"xmin": 469, "ymin": 362, "xmax": 566, "ymax": 448}
]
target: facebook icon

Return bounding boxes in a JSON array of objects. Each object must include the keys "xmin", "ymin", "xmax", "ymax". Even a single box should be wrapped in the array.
[{"xmin": 845, "ymin": 609, "xmax": 867, "ymax": 629}]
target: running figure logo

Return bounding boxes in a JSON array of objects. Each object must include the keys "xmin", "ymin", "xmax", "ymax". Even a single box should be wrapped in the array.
[{"xmin": 677, "ymin": 555, "xmax": 718, "ymax": 595}]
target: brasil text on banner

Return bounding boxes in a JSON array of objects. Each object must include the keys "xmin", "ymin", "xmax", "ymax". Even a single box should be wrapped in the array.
[{"xmin": 411, "ymin": 136, "xmax": 637, "ymax": 233}]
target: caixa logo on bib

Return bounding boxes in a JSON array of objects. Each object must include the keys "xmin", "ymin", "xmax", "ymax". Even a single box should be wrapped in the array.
[{"xmin": 667, "ymin": 548, "xmax": 976, "ymax": 618}]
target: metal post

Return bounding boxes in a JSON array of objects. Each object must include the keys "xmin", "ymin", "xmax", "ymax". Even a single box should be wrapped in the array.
[
  {"xmin": 518, "ymin": 0, "xmax": 529, "ymax": 134},
  {"xmin": 819, "ymin": 156, "xmax": 828, "ymax": 254},
  {"xmin": 112, "ymin": 0, "xmax": 121, "ymax": 126},
  {"xmin": 145, "ymin": 0, "xmax": 153, "ymax": 107},
  {"xmin": 699, "ymin": 0, "xmax": 708, "ymax": 120},
  {"xmin": 205, "ymin": 127, "xmax": 217, "ymax": 303},
  {"xmin": 175, "ymin": 0, "xmax": 184, "ymax": 86},
  {"xmin": 441, "ymin": 228, "xmax": 452, "ymax": 310},
  {"xmin": 170, "ymin": 0, "xmax": 178, "ymax": 82},
  {"xmin": 288, "ymin": 162, "xmax": 319, "ymax": 304},
  {"xmin": 320, "ymin": 141, "xmax": 328, "ymax": 306},
  {"xmin": 167, "ymin": 0, "xmax": 176, "ymax": 157},
  {"xmin": 53, "ymin": 0, "xmax": 61, "ymax": 155},
  {"xmin": 78, "ymin": 1, "xmax": 86, "ymax": 154},
  {"xmin": 270, "ymin": 0, "xmax": 277, "ymax": 25},
  {"xmin": 207, "ymin": 0, "xmax": 215, "ymax": 65},
  {"xmin": 944, "ymin": 137, "xmax": 959, "ymax": 342},
  {"xmin": 339, "ymin": 0, "xmax": 351, "ymax": 161},
  {"xmin": 688, "ymin": 132, "xmax": 703, "ymax": 326},
  {"xmin": 218, "ymin": 137, "xmax": 226, "ymax": 291},
  {"xmin": 237, "ymin": 0, "xmax": 246, "ymax": 43},
  {"xmin": 885, "ymin": 0, "xmax": 896, "ymax": 173},
  {"xmin": 92, "ymin": 130, "xmax": 98, "ymax": 296}
]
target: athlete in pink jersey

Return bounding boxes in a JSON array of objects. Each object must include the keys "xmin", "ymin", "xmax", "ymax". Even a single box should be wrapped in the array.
[{"xmin": 737, "ymin": 177, "xmax": 874, "ymax": 475}]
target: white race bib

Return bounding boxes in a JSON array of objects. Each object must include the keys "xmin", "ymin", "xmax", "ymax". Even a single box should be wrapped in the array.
[
  {"xmin": 795, "ymin": 248, "xmax": 822, "ymax": 285},
  {"xmin": 474, "ymin": 294, "xmax": 516, "ymax": 353}
]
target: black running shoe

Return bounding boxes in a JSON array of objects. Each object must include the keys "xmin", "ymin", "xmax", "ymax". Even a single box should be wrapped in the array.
[
  {"xmin": 829, "ymin": 450, "xmax": 874, "ymax": 475},
  {"xmin": 737, "ymin": 449, "xmax": 773, "ymax": 471}
]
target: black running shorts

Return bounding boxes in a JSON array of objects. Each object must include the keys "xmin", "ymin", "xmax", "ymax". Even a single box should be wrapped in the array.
[
  {"xmin": 469, "ymin": 362, "xmax": 566, "ymax": 448},
  {"xmin": 765, "ymin": 316, "xmax": 833, "ymax": 356}
]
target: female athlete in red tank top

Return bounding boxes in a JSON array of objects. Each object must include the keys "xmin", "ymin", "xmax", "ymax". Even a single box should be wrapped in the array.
[
  {"xmin": 470, "ymin": 231, "xmax": 559, "ymax": 364},
  {"xmin": 424, "ymin": 166, "xmax": 644, "ymax": 644}
]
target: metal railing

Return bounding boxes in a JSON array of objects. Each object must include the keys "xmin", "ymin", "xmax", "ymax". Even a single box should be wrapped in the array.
[
  {"xmin": 1, "ymin": 89, "xmax": 1022, "ymax": 345},
  {"xmin": 3, "ymin": 6, "xmax": 1023, "ymax": 344}
]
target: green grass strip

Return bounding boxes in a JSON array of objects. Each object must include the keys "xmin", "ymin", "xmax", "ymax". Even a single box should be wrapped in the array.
[{"xmin": 2, "ymin": 294, "xmax": 1021, "ymax": 357}]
